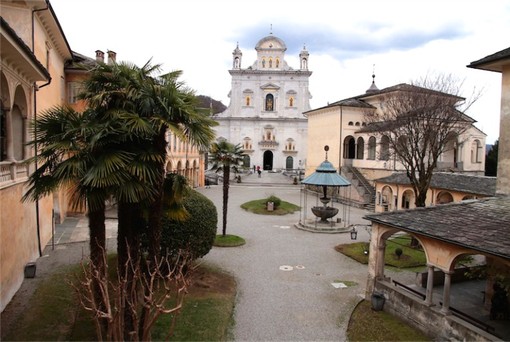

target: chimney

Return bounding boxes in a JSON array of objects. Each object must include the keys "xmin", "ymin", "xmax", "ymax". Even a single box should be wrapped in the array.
[
  {"xmin": 107, "ymin": 50, "xmax": 116, "ymax": 65},
  {"xmin": 95, "ymin": 50, "xmax": 104, "ymax": 63}
]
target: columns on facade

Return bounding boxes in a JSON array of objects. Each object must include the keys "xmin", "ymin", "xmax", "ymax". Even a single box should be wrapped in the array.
[
  {"xmin": 425, "ymin": 264, "xmax": 435, "ymax": 306},
  {"xmin": 376, "ymin": 241, "xmax": 386, "ymax": 280},
  {"xmin": 441, "ymin": 270, "xmax": 454, "ymax": 315}
]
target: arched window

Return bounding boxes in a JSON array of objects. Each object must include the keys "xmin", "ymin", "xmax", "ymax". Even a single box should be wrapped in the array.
[
  {"xmin": 368, "ymin": 136, "xmax": 376, "ymax": 160},
  {"xmin": 12, "ymin": 105, "xmax": 24, "ymax": 161},
  {"xmin": 401, "ymin": 190, "xmax": 414, "ymax": 209},
  {"xmin": 265, "ymin": 94, "xmax": 274, "ymax": 111},
  {"xmin": 437, "ymin": 191, "xmax": 453, "ymax": 204},
  {"xmin": 380, "ymin": 135, "xmax": 390, "ymax": 161},
  {"xmin": 356, "ymin": 137, "xmax": 364, "ymax": 159},
  {"xmin": 355, "ymin": 122, "xmax": 360, "ymax": 126},
  {"xmin": 343, "ymin": 136, "xmax": 355, "ymax": 159},
  {"xmin": 471, "ymin": 139, "xmax": 482, "ymax": 163},
  {"xmin": 348, "ymin": 121, "xmax": 354, "ymax": 126}
]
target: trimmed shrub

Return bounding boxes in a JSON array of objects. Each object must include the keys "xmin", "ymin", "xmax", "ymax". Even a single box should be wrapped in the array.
[
  {"xmin": 395, "ymin": 247, "xmax": 403, "ymax": 259},
  {"xmin": 160, "ymin": 188, "xmax": 218, "ymax": 260},
  {"xmin": 266, "ymin": 195, "xmax": 281, "ymax": 209}
]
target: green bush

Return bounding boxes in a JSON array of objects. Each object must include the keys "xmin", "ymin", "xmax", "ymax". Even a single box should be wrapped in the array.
[
  {"xmin": 160, "ymin": 188, "xmax": 218, "ymax": 260},
  {"xmin": 266, "ymin": 195, "xmax": 281, "ymax": 209}
]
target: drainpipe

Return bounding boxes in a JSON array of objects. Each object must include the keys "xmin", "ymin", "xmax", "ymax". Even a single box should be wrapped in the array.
[
  {"xmin": 32, "ymin": 0, "xmax": 51, "ymax": 257},
  {"xmin": 338, "ymin": 105, "xmax": 343, "ymax": 173}
]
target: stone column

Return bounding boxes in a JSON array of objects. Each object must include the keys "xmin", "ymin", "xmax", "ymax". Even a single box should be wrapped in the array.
[
  {"xmin": 425, "ymin": 264, "xmax": 435, "ymax": 306},
  {"xmin": 3, "ymin": 107, "xmax": 14, "ymax": 161},
  {"xmin": 496, "ymin": 64, "xmax": 510, "ymax": 195},
  {"xmin": 441, "ymin": 271, "xmax": 453, "ymax": 314},
  {"xmin": 376, "ymin": 242, "xmax": 386, "ymax": 280}
]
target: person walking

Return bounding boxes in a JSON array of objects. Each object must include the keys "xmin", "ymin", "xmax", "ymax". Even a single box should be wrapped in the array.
[{"xmin": 256, "ymin": 166, "xmax": 261, "ymax": 178}]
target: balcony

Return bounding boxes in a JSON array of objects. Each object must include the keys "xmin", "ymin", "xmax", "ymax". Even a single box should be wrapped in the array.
[{"xmin": 258, "ymin": 140, "xmax": 279, "ymax": 150}]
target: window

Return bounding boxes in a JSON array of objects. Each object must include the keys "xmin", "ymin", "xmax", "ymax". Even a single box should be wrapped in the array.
[
  {"xmin": 380, "ymin": 135, "xmax": 390, "ymax": 161},
  {"xmin": 265, "ymin": 94, "xmax": 274, "ymax": 111},
  {"xmin": 67, "ymin": 82, "xmax": 84, "ymax": 104},
  {"xmin": 356, "ymin": 137, "xmax": 364, "ymax": 159},
  {"xmin": 368, "ymin": 136, "xmax": 376, "ymax": 160},
  {"xmin": 471, "ymin": 139, "xmax": 482, "ymax": 163},
  {"xmin": 276, "ymin": 58, "xmax": 280, "ymax": 68},
  {"xmin": 348, "ymin": 121, "xmax": 354, "ymax": 126}
]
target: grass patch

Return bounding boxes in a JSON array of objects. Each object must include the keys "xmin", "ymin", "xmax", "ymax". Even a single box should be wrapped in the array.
[
  {"xmin": 5, "ymin": 259, "xmax": 236, "ymax": 341},
  {"xmin": 214, "ymin": 234, "xmax": 246, "ymax": 247},
  {"xmin": 4, "ymin": 265, "xmax": 81, "ymax": 341},
  {"xmin": 347, "ymin": 300, "xmax": 431, "ymax": 341},
  {"xmin": 335, "ymin": 234, "xmax": 426, "ymax": 268},
  {"xmin": 240, "ymin": 198, "xmax": 300, "ymax": 215}
]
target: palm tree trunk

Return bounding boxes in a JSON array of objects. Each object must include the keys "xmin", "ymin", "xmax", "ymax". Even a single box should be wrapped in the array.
[
  {"xmin": 117, "ymin": 201, "xmax": 143, "ymax": 340},
  {"xmin": 147, "ymin": 128, "xmax": 167, "ymax": 262},
  {"xmin": 88, "ymin": 201, "xmax": 107, "ymax": 333},
  {"xmin": 222, "ymin": 166, "xmax": 230, "ymax": 236}
]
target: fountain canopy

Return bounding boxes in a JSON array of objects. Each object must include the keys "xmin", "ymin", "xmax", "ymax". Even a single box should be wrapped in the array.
[{"xmin": 301, "ymin": 146, "xmax": 351, "ymax": 187}]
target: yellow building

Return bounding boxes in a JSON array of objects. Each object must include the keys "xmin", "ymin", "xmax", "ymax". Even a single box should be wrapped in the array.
[
  {"xmin": 165, "ymin": 130, "xmax": 206, "ymax": 188},
  {"xmin": 0, "ymin": 0, "xmax": 72, "ymax": 311},
  {"xmin": 373, "ymin": 172, "xmax": 496, "ymax": 212}
]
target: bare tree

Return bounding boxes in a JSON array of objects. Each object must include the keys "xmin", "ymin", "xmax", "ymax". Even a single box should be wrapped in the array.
[
  {"xmin": 364, "ymin": 73, "xmax": 481, "ymax": 207},
  {"xmin": 72, "ymin": 247, "xmax": 193, "ymax": 341}
]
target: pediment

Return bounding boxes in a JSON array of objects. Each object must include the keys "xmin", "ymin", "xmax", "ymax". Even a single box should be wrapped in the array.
[{"xmin": 260, "ymin": 83, "xmax": 280, "ymax": 90}]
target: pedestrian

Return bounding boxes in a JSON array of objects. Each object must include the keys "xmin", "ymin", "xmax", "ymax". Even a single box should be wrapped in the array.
[{"xmin": 257, "ymin": 166, "xmax": 261, "ymax": 178}]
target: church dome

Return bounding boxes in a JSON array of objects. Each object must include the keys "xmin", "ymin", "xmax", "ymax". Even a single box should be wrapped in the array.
[{"xmin": 255, "ymin": 35, "xmax": 287, "ymax": 52}]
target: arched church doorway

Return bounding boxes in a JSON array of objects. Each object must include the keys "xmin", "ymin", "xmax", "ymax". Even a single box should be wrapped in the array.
[
  {"xmin": 286, "ymin": 156, "xmax": 293, "ymax": 170},
  {"xmin": 263, "ymin": 150, "xmax": 273, "ymax": 170}
]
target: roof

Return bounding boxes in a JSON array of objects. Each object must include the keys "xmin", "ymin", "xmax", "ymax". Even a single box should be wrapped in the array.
[
  {"xmin": 305, "ymin": 83, "xmax": 465, "ymax": 114},
  {"xmin": 65, "ymin": 51, "xmax": 97, "ymax": 70},
  {"xmin": 0, "ymin": 17, "xmax": 51, "ymax": 81},
  {"xmin": 301, "ymin": 160, "xmax": 351, "ymax": 187},
  {"xmin": 364, "ymin": 195, "xmax": 510, "ymax": 260},
  {"xmin": 467, "ymin": 46, "xmax": 510, "ymax": 73},
  {"xmin": 375, "ymin": 172, "xmax": 497, "ymax": 197}
]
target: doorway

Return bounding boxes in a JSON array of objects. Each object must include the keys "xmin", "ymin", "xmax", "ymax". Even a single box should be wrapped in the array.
[{"xmin": 263, "ymin": 150, "xmax": 273, "ymax": 170}]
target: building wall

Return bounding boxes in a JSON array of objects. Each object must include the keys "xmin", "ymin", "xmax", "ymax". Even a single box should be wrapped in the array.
[
  {"xmin": 0, "ymin": 1, "xmax": 71, "ymax": 311},
  {"xmin": 214, "ymin": 35, "xmax": 311, "ymax": 171},
  {"xmin": 497, "ymin": 64, "xmax": 510, "ymax": 194}
]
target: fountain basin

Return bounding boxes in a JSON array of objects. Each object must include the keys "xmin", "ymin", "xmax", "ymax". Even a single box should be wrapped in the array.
[{"xmin": 311, "ymin": 206, "xmax": 339, "ymax": 222}]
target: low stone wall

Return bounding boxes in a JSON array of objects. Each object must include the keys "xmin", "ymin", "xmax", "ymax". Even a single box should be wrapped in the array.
[{"xmin": 372, "ymin": 280, "xmax": 498, "ymax": 341}]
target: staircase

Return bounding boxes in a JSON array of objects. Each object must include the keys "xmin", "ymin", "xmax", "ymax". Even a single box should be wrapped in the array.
[{"xmin": 341, "ymin": 166, "xmax": 376, "ymax": 211}]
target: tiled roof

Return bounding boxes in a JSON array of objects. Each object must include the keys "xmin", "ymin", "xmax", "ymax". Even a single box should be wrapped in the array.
[
  {"xmin": 375, "ymin": 172, "xmax": 497, "ymax": 196},
  {"xmin": 468, "ymin": 46, "xmax": 510, "ymax": 72},
  {"xmin": 364, "ymin": 195, "xmax": 510, "ymax": 259}
]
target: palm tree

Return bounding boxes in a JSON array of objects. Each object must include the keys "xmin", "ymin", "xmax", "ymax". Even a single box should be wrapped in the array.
[
  {"xmin": 209, "ymin": 140, "xmax": 245, "ymax": 236},
  {"xmin": 79, "ymin": 60, "xmax": 217, "ymax": 338}
]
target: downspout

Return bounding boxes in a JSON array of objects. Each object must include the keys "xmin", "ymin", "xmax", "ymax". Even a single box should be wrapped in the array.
[
  {"xmin": 338, "ymin": 105, "xmax": 343, "ymax": 173},
  {"xmin": 32, "ymin": 0, "xmax": 51, "ymax": 257}
]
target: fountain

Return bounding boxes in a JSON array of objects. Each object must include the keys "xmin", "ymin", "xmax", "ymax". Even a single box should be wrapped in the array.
[{"xmin": 296, "ymin": 146, "xmax": 352, "ymax": 233}]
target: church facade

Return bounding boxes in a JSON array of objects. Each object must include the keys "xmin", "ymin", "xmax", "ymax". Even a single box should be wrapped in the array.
[{"xmin": 213, "ymin": 33, "xmax": 311, "ymax": 171}]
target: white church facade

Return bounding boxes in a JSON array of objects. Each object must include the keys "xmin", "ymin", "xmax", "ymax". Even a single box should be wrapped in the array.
[{"xmin": 213, "ymin": 33, "xmax": 311, "ymax": 171}]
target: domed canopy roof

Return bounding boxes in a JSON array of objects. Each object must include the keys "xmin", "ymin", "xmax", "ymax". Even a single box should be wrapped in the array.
[
  {"xmin": 301, "ymin": 160, "xmax": 351, "ymax": 187},
  {"xmin": 255, "ymin": 35, "xmax": 287, "ymax": 51}
]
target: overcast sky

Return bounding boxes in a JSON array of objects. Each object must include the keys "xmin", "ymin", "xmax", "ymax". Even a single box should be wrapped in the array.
[{"xmin": 50, "ymin": 0, "xmax": 510, "ymax": 144}]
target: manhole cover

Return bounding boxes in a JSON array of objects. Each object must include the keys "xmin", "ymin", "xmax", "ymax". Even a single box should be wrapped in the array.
[
  {"xmin": 279, "ymin": 265, "xmax": 293, "ymax": 271},
  {"xmin": 295, "ymin": 265, "xmax": 305, "ymax": 269}
]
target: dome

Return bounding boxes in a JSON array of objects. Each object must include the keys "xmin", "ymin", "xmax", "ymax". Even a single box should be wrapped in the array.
[{"xmin": 255, "ymin": 35, "xmax": 287, "ymax": 52}]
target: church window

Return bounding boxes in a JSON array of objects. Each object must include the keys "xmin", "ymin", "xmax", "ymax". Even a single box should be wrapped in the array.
[
  {"xmin": 234, "ymin": 57, "xmax": 240, "ymax": 68},
  {"xmin": 367, "ymin": 136, "xmax": 376, "ymax": 160},
  {"xmin": 265, "ymin": 94, "xmax": 274, "ymax": 111},
  {"xmin": 301, "ymin": 58, "xmax": 307, "ymax": 69}
]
